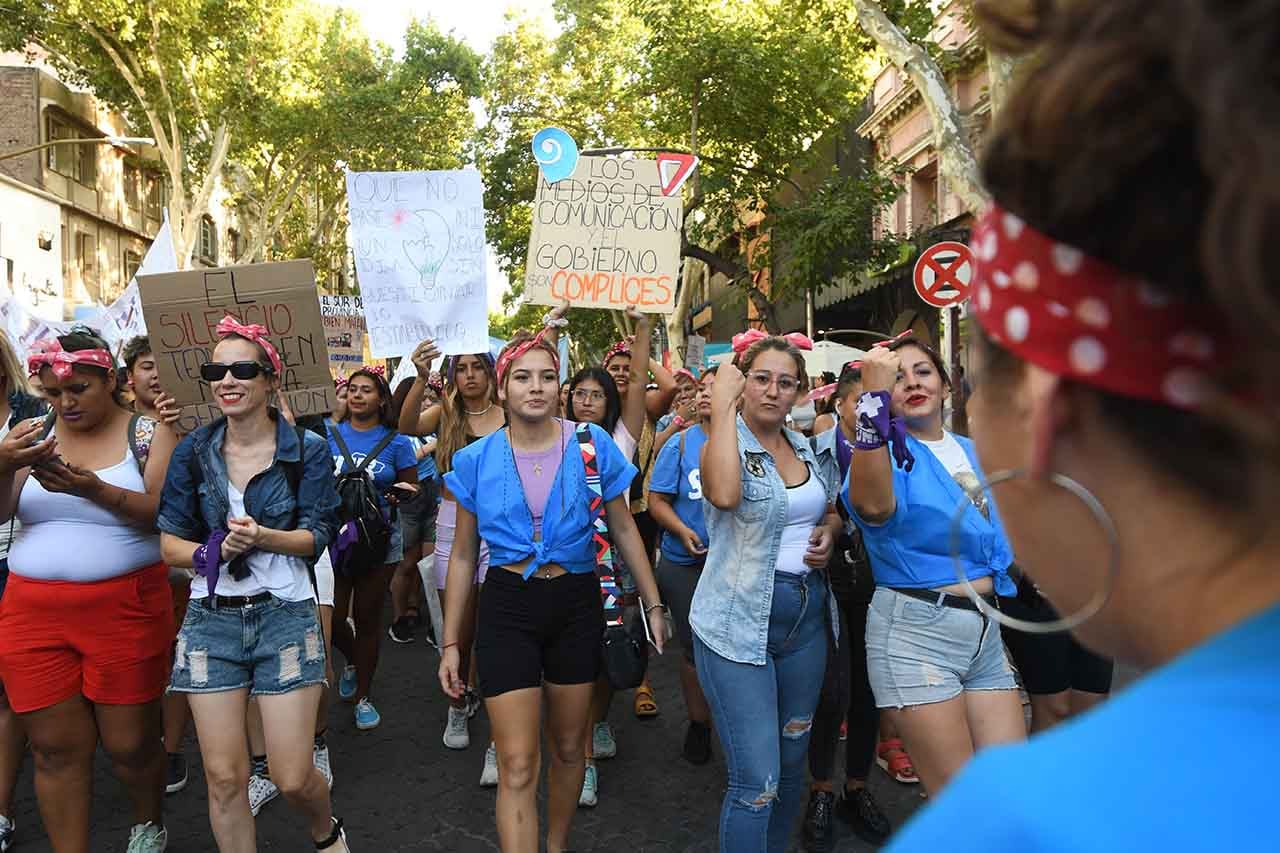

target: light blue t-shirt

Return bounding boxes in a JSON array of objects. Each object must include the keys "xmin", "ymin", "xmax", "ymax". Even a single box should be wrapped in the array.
[
  {"xmin": 412, "ymin": 435, "xmax": 438, "ymax": 483},
  {"xmin": 328, "ymin": 422, "xmax": 417, "ymax": 508},
  {"xmin": 890, "ymin": 602, "xmax": 1280, "ymax": 851},
  {"xmin": 649, "ymin": 424, "xmax": 708, "ymax": 565}
]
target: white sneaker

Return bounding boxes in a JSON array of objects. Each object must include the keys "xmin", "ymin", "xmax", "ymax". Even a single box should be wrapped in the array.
[
  {"xmin": 248, "ymin": 773, "xmax": 280, "ymax": 816},
  {"xmin": 125, "ymin": 821, "xmax": 168, "ymax": 852},
  {"xmin": 314, "ymin": 742, "xmax": 334, "ymax": 790},
  {"xmin": 0, "ymin": 814, "xmax": 14, "ymax": 851},
  {"xmin": 479, "ymin": 742, "xmax": 499, "ymax": 787},
  {"xmin": 443, "ymin": 704, "xmax": 470, "ymax": 749},
  {"xmin": 578, "ymin": 764, "xmax": 598, "ymax": 808},
  {"xmin": 592, "ymin": 721, "xmax": 618, "ymax": 759}
]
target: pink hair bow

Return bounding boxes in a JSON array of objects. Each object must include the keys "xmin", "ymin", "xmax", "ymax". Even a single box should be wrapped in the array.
[
  {"xmin": 215, "ymin": 316, "xmax": 283, "ymax": 375},
  {"xmin": 807, "ymin": 382, "xmax": 837, "ymax": 403},
  {"xmin": 730, "ymin": 329, "xmax": 814, "ymax": 354},
  {"xmin": 359, "ymin": 365, "xmax": 386, "ymax": 378},
  {"xmin": 27, "ymin": 338, "xmax": 114, "ymax": 381},
  {"xmin": 602, "ymin": 339, "xmax": 631, "ymax": 367}
]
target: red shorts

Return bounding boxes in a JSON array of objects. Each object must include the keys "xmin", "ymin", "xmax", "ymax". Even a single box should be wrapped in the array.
[{"xmin": 0, "ymin": 563, "xmax": 173, "ymax": 713}]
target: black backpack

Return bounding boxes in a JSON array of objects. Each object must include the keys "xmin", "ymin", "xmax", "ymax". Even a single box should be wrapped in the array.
[{"xmin": 328, "ymin": 425, "xmax": 398, "ymax": 576}]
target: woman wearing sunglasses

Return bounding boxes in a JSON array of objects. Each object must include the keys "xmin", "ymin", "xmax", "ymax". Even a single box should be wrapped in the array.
[
  {"xmin": 157, "ymin": 317, "xmax": 348, "ymax": 851},
  {"xmin": 439, "ymin": 327, "xmax": 667, "ymax": 853},
  {"xmin": 0, "ymin": 325, "xmax": 177, "ymax": 852},
  {"xmin": 692, "ymin": 332, "xmax": 843, "ymax": 853},
  {"xmin": 327, "ymin": 367, "xmax": 417, "ymax": 732}
]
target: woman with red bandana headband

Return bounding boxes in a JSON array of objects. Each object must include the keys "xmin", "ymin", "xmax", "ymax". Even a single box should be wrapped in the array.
[
  {"xmin": 439, "ymin": 328, "xmax": 668, "ymax": 853},
  {"xmin": 159, "ymin": 318, "xmax": 347, "ymax": 851},
  {"xmin": 845, "ymin": 333, "xmax": 1025, "ymax": 797},
  {"xmin": 0, "ymin": 326, "xmax": 178, "ymax": 852},
  {"xmin": 887, "ymin": 2, "xmax": 1280, "ymax": 850},
  {"xmin": 398, "ymin": 340, "xmax": 505, "ymax": 761}
]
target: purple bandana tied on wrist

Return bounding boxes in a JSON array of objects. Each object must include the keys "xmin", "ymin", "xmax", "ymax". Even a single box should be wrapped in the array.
[
  {"xmin": 194, "ymin": 530, "xmax": 229, "ymax": 597},
  {"xmin": 854, "ymin": 391, "xmax": 915, "ymax": 472}
]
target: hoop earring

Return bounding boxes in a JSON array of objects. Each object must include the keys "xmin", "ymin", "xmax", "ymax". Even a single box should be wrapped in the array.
[{"xmin": 948, "ymin": 469, "xmax": 1119, "ymax": 635}]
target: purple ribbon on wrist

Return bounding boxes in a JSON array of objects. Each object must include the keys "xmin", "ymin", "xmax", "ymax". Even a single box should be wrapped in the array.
[
  {"xmin": 854, "ymin": 391, "xmax": 915, "ymax": 472},
  {"xmin": 194, "ymin": 530, "xmax": 228, "ymax": 597}
]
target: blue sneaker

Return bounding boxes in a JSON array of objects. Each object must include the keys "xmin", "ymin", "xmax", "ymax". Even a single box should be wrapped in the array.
[
  {"xmin": 354, "ymin": 697, "xmax": 381, "ymax": 731},
  {"xmin": 338, "ymin": 665, "xmax": 357, "ymax": 702}
]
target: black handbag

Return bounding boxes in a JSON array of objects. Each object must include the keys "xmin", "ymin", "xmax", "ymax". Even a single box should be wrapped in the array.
[{"xmin": 575, "ymin": 423, "xmax": 648, "ymax": 690}]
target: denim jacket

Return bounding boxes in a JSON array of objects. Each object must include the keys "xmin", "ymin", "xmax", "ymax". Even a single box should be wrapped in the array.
[
  {"xmin": 157, "ymin": 414, "xmax": 340, "ymax": 561},
  {"xmin": 690, "ymin": 414, "xmax": 841, "ymax": 665},
  {"xmin": 811, "ymin": 426, "xmax": 853, "ymax": 536}
]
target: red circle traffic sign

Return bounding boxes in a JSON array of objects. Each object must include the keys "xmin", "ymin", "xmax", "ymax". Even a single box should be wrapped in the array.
[{"xmin": 913, "ymin": 241, "xmax": 974, "ymax": 308}]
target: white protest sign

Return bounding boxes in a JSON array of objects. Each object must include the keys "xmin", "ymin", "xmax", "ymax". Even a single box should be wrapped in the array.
[
  {"xmin": 523, "ymin": 156, "xmax": 683, "ymax": 313},
  {"xmin": 345, "ymin": 170, "xmax": 489, "ymax": 358},
  {"xmin": 685, "ymin": 333, "xmax": 705, "ymax": 370}
]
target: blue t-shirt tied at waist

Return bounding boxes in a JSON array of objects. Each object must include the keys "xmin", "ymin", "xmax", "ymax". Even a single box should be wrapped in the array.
[
  {"xmin": 649, "ymin": 424, "xmax": 709, "ymax": 565},
  {"xmin": 328, "ymin": 422, "xmax": 417, "ymax": 510},
  {"xmin": 842, "ymin": 432, "xmax": 1016, "ymax": 597},
  {"xmin": 443, "ymin": 421, "xmax": 636, "ymax": 580}
]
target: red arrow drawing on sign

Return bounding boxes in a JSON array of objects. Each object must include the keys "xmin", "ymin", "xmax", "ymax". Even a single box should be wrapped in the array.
[{"xmin": 656, "ymin": 153, "xmax": 698, "ymax": 197}]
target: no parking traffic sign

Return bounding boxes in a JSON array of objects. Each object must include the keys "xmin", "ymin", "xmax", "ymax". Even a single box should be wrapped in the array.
[{"xmin": 913, "ymin": 241, "xmax": 974, "ymax": 308}]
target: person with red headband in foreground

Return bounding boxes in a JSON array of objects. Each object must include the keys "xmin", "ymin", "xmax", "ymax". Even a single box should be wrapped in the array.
[
  {"xmin": 439, "ymin": 327, "xmax": 668, "ymax": 853},
  {"xmin": 889, "ymin": 1, "xmax": 1280, "ymax": 848},
  {"xmin": 157, "ymin": 317, "xmax": 348, "ymax": 851},
  {"xmin": 0, "ymin": 326, "xmax": 178, "ymax": 852}
]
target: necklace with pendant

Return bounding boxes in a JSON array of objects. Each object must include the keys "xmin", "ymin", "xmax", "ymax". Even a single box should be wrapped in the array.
[{"xmin": 532, "ymin": 461, "xmax": 543, "ymax": 476}]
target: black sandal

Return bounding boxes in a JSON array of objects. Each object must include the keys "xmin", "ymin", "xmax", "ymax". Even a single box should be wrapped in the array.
[{"xmin": 316, "ymin": 817, "xmax": 346, "ymax": 850}]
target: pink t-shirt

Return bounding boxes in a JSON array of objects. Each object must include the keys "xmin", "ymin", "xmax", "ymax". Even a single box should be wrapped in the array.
[{"xmin": 513, "ymin": 419, "xmax": 576, "ymax": 540}]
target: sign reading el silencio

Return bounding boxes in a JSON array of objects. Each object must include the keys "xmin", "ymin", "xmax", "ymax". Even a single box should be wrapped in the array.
[
  {"xmin": 137, "ymin": 259, "xmax": 337, "ymax": 434},
  {"xmin": 523, "ymin": 156, "xmax": 683, "ymax": 313}
]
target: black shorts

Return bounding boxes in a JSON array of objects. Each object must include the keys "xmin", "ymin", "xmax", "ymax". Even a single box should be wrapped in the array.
[
  {"xmin": 999, "ymin": 590, "xmax": 1114, "ymax": 696},
  {"xmin": 476, "ymin": 567, "xmax": 603, "ymax": 698},
  {"xmin": 655, "ymin": 555, "xmax": 702, "ymax": 663}
]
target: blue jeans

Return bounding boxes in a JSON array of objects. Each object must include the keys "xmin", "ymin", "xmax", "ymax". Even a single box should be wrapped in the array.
[{"xmin": 694, "ymin": 570, "xmax": 829, "ymax": 853}]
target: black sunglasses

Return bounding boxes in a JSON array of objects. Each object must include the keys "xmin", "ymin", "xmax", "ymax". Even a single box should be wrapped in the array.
[{"xmin": 200, "ymin": 361, "xmax": 273, "ymax": 382}]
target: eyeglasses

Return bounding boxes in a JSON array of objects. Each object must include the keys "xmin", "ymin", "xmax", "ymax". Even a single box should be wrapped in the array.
[
  {"xmin": 746, "ymin": 370, "xmax": 800, "ymax": 394},
  {"xmin": 200, "ymin": 361, "xmax": 273, "ymax": 382},
  {"xmin": 572, "ymin": 389, "xmax": 605, "ymax": 403}
]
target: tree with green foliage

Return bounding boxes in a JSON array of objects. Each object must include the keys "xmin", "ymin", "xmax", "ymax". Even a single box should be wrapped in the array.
[
  {"xmin": 0, "ymin": 0, "xmax": 299, "ymax": 267},
  {"xmin": 479, "ymin": 0, "xmax": 907, "ymax": 360}
]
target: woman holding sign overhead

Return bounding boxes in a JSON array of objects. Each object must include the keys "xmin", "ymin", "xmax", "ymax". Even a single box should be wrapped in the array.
[{"xmin": 0, "ymin": 325, "xmax": 178, "ymax": 853}]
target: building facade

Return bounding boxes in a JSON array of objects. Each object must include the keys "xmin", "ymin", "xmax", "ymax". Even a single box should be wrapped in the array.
[{"xmin": 0, "ymin": 55, "xmax": 248, "ymax": 323}]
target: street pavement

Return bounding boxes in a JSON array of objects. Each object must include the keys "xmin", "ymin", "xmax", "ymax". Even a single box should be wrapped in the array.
[{"xmin": 4, "ymin": 614, "xmax": 1135, "ymax": 851}]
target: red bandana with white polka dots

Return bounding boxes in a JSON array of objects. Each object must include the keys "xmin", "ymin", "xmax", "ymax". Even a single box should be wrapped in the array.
[{"xmin": 969, "ymin": 204, "xmax": 1225, "ymax": 410}]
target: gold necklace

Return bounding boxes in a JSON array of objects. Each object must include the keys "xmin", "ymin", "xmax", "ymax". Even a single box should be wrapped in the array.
[{"xmin": 465, "ymin": 402, "xmax": 494, "ymax": 416}]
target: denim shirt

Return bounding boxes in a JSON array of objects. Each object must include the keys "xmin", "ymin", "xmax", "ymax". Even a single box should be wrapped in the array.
[
  {"xmin": 690, "ymin": 414, "xmax": 841, "ymax": 666},
  {"xmin": 811, "ymin": 426, "xmax": 854, "ymax": 536},
  {"xmin": 157, "ymin": 414, "xmax": 340, "ymax": 561}
]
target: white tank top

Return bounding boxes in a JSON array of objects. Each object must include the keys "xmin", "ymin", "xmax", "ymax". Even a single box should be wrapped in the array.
[
  {"xmin": 10, "ymin": 451, "xmax": 161, "ymax": 582},
  {"xmin": 774, "ymin": 469, "xmax": 828, "ymax": 576}
]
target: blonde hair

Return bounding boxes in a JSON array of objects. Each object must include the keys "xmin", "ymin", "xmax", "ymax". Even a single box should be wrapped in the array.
[{"xmin": 0, "ymin": 332, "xmax": 31, "ymax": 396}]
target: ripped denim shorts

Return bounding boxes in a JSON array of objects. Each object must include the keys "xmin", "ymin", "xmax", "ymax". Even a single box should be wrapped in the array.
[{"xmin": 170, "ymin": 596, "xmax": 326, "ymax": 696}]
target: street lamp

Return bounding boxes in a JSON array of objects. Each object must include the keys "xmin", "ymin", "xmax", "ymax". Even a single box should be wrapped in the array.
[{"xmin": 0, "ymin": 135, "xmax": 155, "ymax": 162}]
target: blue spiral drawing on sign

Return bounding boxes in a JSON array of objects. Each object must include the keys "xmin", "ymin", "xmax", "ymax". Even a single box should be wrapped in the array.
[{"xmin": 531, "ymin": 126, "xmax": 579, "ymax": 183}]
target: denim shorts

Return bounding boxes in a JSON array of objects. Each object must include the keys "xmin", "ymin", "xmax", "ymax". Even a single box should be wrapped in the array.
[
  {"xmin": 400, "ymin": 479, "xmax": 440, "ymax": 549},
  {"xmin": 865, "ymin": 587, "xmax": 1016, "ymax": 709},
  {"xmin": 170, "ymin": 596, "xmax": 326, "ymax": 696}
]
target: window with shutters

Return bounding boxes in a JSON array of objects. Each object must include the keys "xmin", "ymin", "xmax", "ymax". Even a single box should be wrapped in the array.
[{"xmin": 198, "ymin": 215, "xmax": 217, "ymax": 264}]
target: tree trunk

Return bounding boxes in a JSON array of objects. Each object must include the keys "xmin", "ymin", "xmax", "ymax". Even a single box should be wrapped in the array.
[
  {"xmin": 666, "ymin": 77, "xmax": 703, "ymax": 368},
  {"xmin": 851, "ymin": 0, "xmax": 990, "ymax": 212}
]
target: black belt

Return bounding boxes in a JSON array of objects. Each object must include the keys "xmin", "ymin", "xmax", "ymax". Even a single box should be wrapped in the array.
[
  {"xmin": 889, "ymin": 587, "xmax": 999, "ymax": 613},
  {"xmin": 198, "ymin": 592, "xmax": 273, "ymax": 609}
]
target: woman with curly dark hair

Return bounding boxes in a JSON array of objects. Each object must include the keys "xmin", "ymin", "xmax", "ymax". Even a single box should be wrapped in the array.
[{"xmin": 889, "ymin": 1, "xmax": 1280, "ymax": 848}]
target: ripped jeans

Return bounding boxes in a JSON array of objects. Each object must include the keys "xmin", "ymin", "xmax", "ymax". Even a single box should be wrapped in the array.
[
  {"xmin": 170, "ymin": 596, "xmax": 327, "ymax": 696},
  {"xmin": 694, "ymin": 570, "xmax": 829, "ymax": 853}
]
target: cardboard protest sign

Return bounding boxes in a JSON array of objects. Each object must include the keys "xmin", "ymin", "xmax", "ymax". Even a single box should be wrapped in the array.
[
  {"xmin": 523, "ymin": 156, "xmax": 683, "ymax": 313},
  {"xmin": 345, "ymin": 170, "xmax": 489, "ymax": 358},
  {"xmin": 137, "ymin": 260, "xmax": 337, "ymax": 432},
  {"xmin": 319, "ymin": 295, "xmax": 367, "ymax": 372}
]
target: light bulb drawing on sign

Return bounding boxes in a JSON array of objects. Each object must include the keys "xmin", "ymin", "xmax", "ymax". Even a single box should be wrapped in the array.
[
  {"xmin": 532, "ymin": 127, "xmax": 579, "ymax": 183},
  {"xmin": 400, "ymin": 209, "xmax": 451, "ymax": 300}
]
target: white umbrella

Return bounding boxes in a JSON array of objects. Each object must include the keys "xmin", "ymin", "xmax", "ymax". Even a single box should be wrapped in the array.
[{"xmin": 803, "ymin": 339, "xmax": 865, "ymax": 377}]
